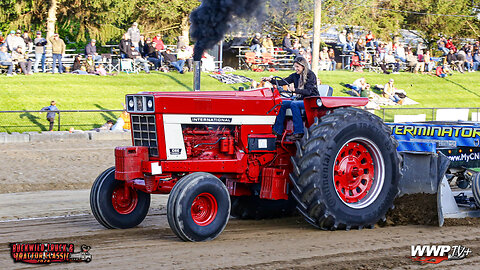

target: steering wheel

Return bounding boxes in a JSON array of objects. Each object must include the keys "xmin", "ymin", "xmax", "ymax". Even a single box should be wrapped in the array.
[{"xmin": 268, "ymin": 76, "xmax": 294, "ymax": 98}]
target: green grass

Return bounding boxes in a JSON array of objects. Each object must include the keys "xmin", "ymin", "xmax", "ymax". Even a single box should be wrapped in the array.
[{"xmin": 0, "ymin": 70, "xmax": 479, "ymax": 132}]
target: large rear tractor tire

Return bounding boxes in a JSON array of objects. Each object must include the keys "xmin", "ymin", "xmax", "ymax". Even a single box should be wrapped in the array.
[
  {"xmin": 230, "ymin": 196, "xmax": 297, "ymax": 219},
  {"xmin": 167, "ymin": 172, "xmax": 230, "ymax": 241},
  {"xmin": 90, "ymin": 167, "xmax": 151, "ymax": 229},
  {"xmin": 290, "ymin": 107, "xmax": 401, "ymax": 230}
]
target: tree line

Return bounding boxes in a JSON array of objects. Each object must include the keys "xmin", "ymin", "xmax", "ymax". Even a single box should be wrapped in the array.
[{"xmin": 0, "ymin": 0, "xmax": 479, "ymax": 47}]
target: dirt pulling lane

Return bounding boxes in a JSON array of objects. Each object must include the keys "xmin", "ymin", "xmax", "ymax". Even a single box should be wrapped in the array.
[
  {"xmin": 2, "ymin": 141, "xmax": 480, "ymax": 269},
  {"xmin": 2, "ymin": 206, "xmax": 480, "ymax": 269}
]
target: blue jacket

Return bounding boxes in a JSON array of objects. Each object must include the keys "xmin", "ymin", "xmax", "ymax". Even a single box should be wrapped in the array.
[
  {"xmin": 0, "ymin": 51, "xmax": 12, "ymax": 62},
  {"xmin": 41, "ymin": 105, "xmax": 58, "ymax": 119}
]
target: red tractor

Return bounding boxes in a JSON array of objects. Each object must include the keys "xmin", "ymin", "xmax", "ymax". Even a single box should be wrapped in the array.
[{"xmin": 90, "ymin": 84, "xmax": 401, "ymax": 241}]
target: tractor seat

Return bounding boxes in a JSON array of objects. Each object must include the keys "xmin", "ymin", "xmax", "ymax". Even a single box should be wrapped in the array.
[{"xmin": 284, "ymin": 85, "xmax": 333, "ymax": 116}]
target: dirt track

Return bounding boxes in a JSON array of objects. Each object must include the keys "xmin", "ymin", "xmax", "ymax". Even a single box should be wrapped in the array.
[{"xmin": 1, "ymin": 141, "xmax": 480, "ymax": 269}]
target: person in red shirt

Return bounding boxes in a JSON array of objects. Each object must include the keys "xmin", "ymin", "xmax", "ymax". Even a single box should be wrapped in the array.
[
  {"xmin": 446, "ymin": 38, "xmax": 457, "ymax": 53},
  {"xmin": 153, "ymin": 33, "xmax": 164, "ymax": 51}
]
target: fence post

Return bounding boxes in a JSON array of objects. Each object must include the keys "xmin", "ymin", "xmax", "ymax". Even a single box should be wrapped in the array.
[{"xmin": 57, "ymin": 112, "xmax": 61, "ymax": 131}]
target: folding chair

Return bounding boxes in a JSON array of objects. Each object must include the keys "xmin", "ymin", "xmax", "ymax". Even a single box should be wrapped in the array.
[
  {"xmin": 120, "ymin": 59, "xmax": 137, "ymax": 74},
  {"xmin": 350, "ymin": 55, "xmax": 365, "ymax": 72}
]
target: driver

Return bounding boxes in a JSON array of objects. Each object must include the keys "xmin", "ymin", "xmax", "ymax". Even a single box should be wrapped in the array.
[{"xmin": 263, "ymin": 56, "xmax": 319, "ymax": 141}]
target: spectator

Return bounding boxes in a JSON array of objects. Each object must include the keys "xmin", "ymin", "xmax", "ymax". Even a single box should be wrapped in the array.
[
  {"xmin": 300, "ymin": 33, "xmax": 310, "ymax": 50},
  {"xmin": 250, "ymin": 33, "xmax": 264, "ymax": 56},
  {"xmin": 383, "ymin": 79, "xmax": 403, "ymax": 104},
  {"xmin": 0, "ymin": 46, "xmax": 13, "ymax": 76},
  {"xmin": 176, "ymin": 35, "xmax": 188, "ymax": 50},
  {"xmin": 138, "ymin": 35, "xmax": 146, "ymax": 57},
  {"xmin": 282, "ymin": 33, "xmax": 299, "ymax": 56},
  {"xmin": 299, "ymin": 48, "xmax": 311, "ymax": 66},
  {"xmin": 33, "ymin": 31, "xmax": 47, "ymax": 73},
  {"xmin": 95, "ymin": 64, "xmax": 115, "ymax": 76},
  {"xmin": 328, "ymin": 48, "xmax": 336, "ymax": 71},
  {"xmin": 376, "ymin": 42, "xmax": 386, "ymax": 62},
  {"xmin": 346, "ymin": 33, "xmax": 355, "ymax": 52},
  {"xmin": 127, "ymin": 45, "xmax": 150, "ymax": 73},
  {"xmin": 72, "ymin": 54, "xmax": 83, "ymax": 72},
  {"xmin": 85, "ymin": 54, "xmax": 96, "ymax": 73},
  {"xmin": 465, "ymin": 51, "xmax": 474, "ymax": 72},
  {"xmin": 49, "ymin": 33, "xmax": 66, "ymax": 74},
  {"xmin": 22, "ymin": 31, "xmax": 33, "ymax": 52},
  {"xmin": 446, "ymin": 49, "xmax": 463, "ymax": 73},
  {"xmin": 384, "ymin": 50, "xmax": 400, "ymax": 74},
  {"xmin": 424, "ymin": 51, "xmax": 435, "ymax": 72},
  {"xmin": 127, "ymin": 22, "xmax": 141, "ymax": 50},
  {"xmin": 41, "ymin": 101, "xmax": 59, "ymax": 132},
  {"xmin": 144, "ymin": 37, "xmax": 162, "ymax": 70},
  {"xmin": 337, "ymin": 30, "xmax": 352, "ymax": 52},
  {"xmin": 446, "ymin": 38, "xmax": 456, "ymax": 53},
  {"xmin": 395, "ymin": 43, "xmax": 406, "ymax": 62},
  {"xmin": 406, "ymin": 50, "xmax": 424, "ymax": 73},
  {"xmin": 473, "ymin": 50, "xmax": 480, "ymax": 71},
  {"xmin": 319, "ymin": 47, "xmax": 330, "ymax": 70},
  {"xmin": 161, "ymin": 48, "xmax": 185, "ymax": 74},
  {"xmin": 365, "ymin": 30, "xmax": 376, "ymax": 48},
  {"xmin": 293, "ymin": 38, "xmax": 301, "ymax": 51},
  {"xmin": 85, "ymin": 39, "xmax": 102, "ymax": 62},
  {"xmin": 91, "ymin": 120, "xmax": 114, "ymax": 131},
  {"xmin": 436, "ymin": 65, "xmax": 453, "ymax": 78},
  {"xmin": 437, "ymin": 37, "xmax": 449, "ymax": 55},
  {"xmin": 111, "ymin": 111, "xmax": 131, "ymax": 131},
  {"xmin": 262, "ymin": 34, "xmax": 274, "ymax": 54},
  {"xmin": 201, "ymin": 51, "xmax": 216, "ymax": 72},
  {"xmin": 153, "ymin": 33, "xmax": 165, "ymax": 51},
  {"xmin": 7, "ymin": 30, "xmax": 26, "ymax": 52},
  {"xmin": 457, "ymin": 49, "xmax": 466, "ymax": 72},
  {"xmin": 12, "ymin": 46, "xmax": 33, "ymax": 75},
  {"xmin": 345, "ymin": 77, "xmax": 369, "ymax": 96},
  {"xmin": 119, "ymin": 33, "xmax": 132, "ymax": 59},
  {"xmin": 355, "ymin": 39, "xmax": 366, "ymax": 61},
  {"xmin": 0, "ymin": 32, "xmax": 4, "ymax": 46}
]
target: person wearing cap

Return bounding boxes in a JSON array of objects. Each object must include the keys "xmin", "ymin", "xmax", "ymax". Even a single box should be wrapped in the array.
[
  {"xmin": 6, "ymin": 30, "xmax": 26, "ymax": 52},
  {"xmin": 127, "ymin": 22, "xmax": 141, "ymax": 50},
  {"xmin": 144, "ymin": 38, "xmax": 162, "ymax": 70},
  {"xmin": 161, "ymin": 48, "xmax": 185, "ymax": 74},
  {"xmin": 250, "ymin": 33, "xmax": 264, "ymax": 56},
  {"xmin": 127, "ymin": 45, "xmax": 150, "ymax": 73},
  {"xmin": 85, "ymin": 39, "xmax": 102, "ymax": 62},
  {"xmin": 22, "ymin": 31, "xmax": 33, "ymax": 52},
  {"xmin": 12, "ymin": 46, "xmax": 33, "ymax": 75},
  {"xmin": 383, "ymin": 79, "xmax": 403, "ymax": 104},
  {"xmin": 0, "ymin": 46, "xmax": 14, "ymax": 76},
  {"xmin": 41, "ymin": 101, "xmax": 59, "ymax": 132},
  {"xmin": 33, "ymin": 31, "xmax": 47, "ymax": 73},
  {"xmin": 49, "ymin": 33, "xmax": 66, "ymax": 73},
  {"xmin": 263, "ymin": 56, "xmax": 319, "ymax": 141}
]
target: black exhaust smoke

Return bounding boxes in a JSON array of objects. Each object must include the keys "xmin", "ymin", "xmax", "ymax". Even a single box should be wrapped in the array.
[{"xmin": 190, "ymin": 0, "xmax": 265, "ymax": 61}]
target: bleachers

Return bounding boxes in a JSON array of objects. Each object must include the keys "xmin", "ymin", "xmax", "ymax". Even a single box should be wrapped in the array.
[{"xmin": 235, "ymin": 46, "xmax": 295, "ymax": 70}]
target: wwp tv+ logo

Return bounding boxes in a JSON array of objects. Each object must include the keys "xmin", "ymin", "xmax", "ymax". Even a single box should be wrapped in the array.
[{"xmin": 411, "ymin": 245, "xmax": 472, "ymax": 264}]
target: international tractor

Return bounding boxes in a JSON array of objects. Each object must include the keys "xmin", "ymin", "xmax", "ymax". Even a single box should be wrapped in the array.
[{"xmin": 90, "ymin": 81, "xmax": 403, "ymax": 241}]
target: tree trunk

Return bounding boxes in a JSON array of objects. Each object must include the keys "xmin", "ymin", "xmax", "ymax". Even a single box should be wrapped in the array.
[
  {"xmin": 47, "ymin": 0, "xmax": 58, "ymax": 41},
  {"xmin": 181, "ymin": 16, "xmax": 190, "ymax": 45}
]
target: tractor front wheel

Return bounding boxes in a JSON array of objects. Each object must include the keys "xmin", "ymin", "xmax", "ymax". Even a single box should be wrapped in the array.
[
  {"xmin": 167, "ymin": 172, "xmax": 230, "ymax": 241},
  {"xmin": 90, "ymin": 167, "xmax": 151, "ymax": 229}
]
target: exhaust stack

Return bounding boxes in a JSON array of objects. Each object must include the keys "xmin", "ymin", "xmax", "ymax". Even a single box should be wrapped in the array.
[{"xmin": 194, "ymin": 61, "xmax": 201, "ymax": 91}]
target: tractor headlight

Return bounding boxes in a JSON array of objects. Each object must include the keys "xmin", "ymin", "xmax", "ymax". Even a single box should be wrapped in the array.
[
  {"xmin": 127, "ymin": 96, "xmax": 135, "ymax": 111},
  {"xmin": 316, "ymin": 98, "xmax": 323, "ymax": 107},
  {"xmin": 146, "ymin": 97, "xmax": 154, "ymax": 111}
]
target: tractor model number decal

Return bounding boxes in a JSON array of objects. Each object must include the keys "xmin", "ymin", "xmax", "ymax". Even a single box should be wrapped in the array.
[
  {"xmin": 191, "ymin": 117, "xmax": 232, "ymax": 123},
  {"xmin": 170, "ymin": 148, "xmax": 182, "ymax": 155}
]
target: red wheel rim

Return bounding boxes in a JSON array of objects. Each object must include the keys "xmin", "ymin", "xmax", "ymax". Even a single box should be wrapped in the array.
[
  {"xmin": 191, "ymin": 193, "xmax": 218, "ymax": 226},
  {"xmin": 334, "ymin": 142, "xmax": 375, "ymax": 204},
  {"xmin": 111, "ymin": 183, "xmax": 138, "ymax": 214}
]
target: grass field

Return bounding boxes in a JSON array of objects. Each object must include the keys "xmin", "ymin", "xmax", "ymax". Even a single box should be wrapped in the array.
[{"xmin": 0, "ymin": 70, "xmax": 479, "ymax": 132}]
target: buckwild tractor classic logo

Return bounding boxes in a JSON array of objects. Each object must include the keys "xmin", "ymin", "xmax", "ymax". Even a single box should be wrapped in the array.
[
  {"xmin": 411, "ymin": 245, "xmax": 472, "ymax": 264},
  {"xmin": 10, "ymin": 243, "xmax": 92, "ymax": 264}
]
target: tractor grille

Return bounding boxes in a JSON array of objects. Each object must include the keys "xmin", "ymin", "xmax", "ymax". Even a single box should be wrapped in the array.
[{"xmin": 131, "ymin": 114, "xmax": 158, "ymax": 156}]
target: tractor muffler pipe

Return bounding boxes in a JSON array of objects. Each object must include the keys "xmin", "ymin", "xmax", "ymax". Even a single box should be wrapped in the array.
[{"xmin": 194, "ymin": 61, "xmax": 201, "ymax": 91}]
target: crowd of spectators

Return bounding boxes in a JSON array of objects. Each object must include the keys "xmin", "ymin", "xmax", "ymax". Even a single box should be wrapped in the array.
[
  {"xmin": 337, "ymin": 30, "xmax": 480, "ymax": 74},
  {"xmin": 0, "ymin": 22, "xmax": 218, "ymax": 76}
]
